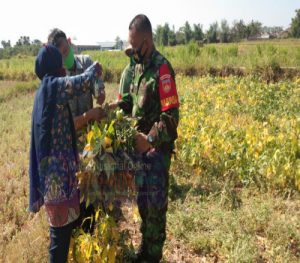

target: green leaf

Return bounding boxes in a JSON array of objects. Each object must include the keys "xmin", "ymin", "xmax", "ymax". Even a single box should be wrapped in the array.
[{"xmin": 107, "ymin": 120, "xmax": 115, "ymax": 137}]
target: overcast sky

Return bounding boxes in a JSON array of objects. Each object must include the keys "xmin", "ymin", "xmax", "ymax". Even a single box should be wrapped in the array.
[{"xmin": 0, "ymin": 0, "xmax": 299, "ymax": 45}]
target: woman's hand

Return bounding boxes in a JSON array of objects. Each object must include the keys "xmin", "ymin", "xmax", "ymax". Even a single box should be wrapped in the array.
[
  {"xmin": 94, "ymin": 62, "xmax": 103, "ymax": 77},
  {"xmin": 96, "ymin": 90, "xmax": 106, "ymax": 105}
]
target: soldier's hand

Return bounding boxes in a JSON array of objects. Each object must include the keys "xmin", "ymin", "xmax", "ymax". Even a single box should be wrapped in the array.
[
  {"xmin": 96, "ymin": 90, "xmax": 106, "ymax": 105},
  {"xmin": 88, "ymin": 107, "xmax": 106, "ymax": 122},
  {"xmin": 135, "ymin": 133, "xmax": 152, "ymax": 154}
]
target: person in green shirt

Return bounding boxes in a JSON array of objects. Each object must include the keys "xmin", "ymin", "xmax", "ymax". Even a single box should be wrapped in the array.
[{"xmin": 48, "ymin": 28, "xmax": 106, "ymax": 138}]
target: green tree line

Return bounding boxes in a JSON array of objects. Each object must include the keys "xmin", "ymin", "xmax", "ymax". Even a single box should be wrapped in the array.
[
  {"xmin": 0, "ymin": 36, "xmax": 42, "ymax": 59},
  {"xmin": 154, "ymin": 9, "xmax": 300, "ymax": 46}
]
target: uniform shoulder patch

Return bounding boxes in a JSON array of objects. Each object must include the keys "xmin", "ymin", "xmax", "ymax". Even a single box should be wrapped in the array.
[{"xmin": 159, "ymin": 64, "xmax": 179, "ymax": 111}]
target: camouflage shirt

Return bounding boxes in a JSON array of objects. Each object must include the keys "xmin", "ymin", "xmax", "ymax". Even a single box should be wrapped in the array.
[
  {"xmin": 118, "ymin": 49, "xmax": 180, "ymax": 153},
  {"xmin": 118, "ymin": 57, "xmax": 135, "ymax": 100}
]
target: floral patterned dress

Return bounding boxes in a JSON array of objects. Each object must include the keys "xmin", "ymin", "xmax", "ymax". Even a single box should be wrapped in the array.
[{"xmin": 38, "ymin": 66, "xmax": 98, "ymax": 227}]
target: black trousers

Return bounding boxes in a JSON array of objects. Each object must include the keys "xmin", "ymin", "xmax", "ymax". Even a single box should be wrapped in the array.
[{"xmin": 49, "ymin": 219, "xmax": 78, "ymax": 263}]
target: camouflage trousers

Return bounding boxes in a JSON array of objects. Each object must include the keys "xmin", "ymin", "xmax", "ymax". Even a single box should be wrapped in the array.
[{"xmin": 135, "ymin": 150, "xmax": 171, "ymax": 261}]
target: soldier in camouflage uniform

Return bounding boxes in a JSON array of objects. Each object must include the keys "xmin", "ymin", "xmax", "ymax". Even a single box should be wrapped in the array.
[{"xmin": 111, "ymin": 15, "xmax": 179, "ymax": 262}]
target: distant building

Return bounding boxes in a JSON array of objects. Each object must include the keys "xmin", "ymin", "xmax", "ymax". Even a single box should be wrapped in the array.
[
  {"xmin": 71, "ymin": 41, "xmax": 100, "ymax": 54},
  {"xmin": 71, "ymin": 40, "xmax": 128, "ymax": 54},
  {"xmin": 247, "ymin": 33, "xmax": 276, "ymax": 41},
  {"xmin": 259, "ymin": 33, "xmax": 275, "ymax": 39},
  {"xmin": 98, "ymin": 42, "xmax": 117, "ymax": 51}
]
